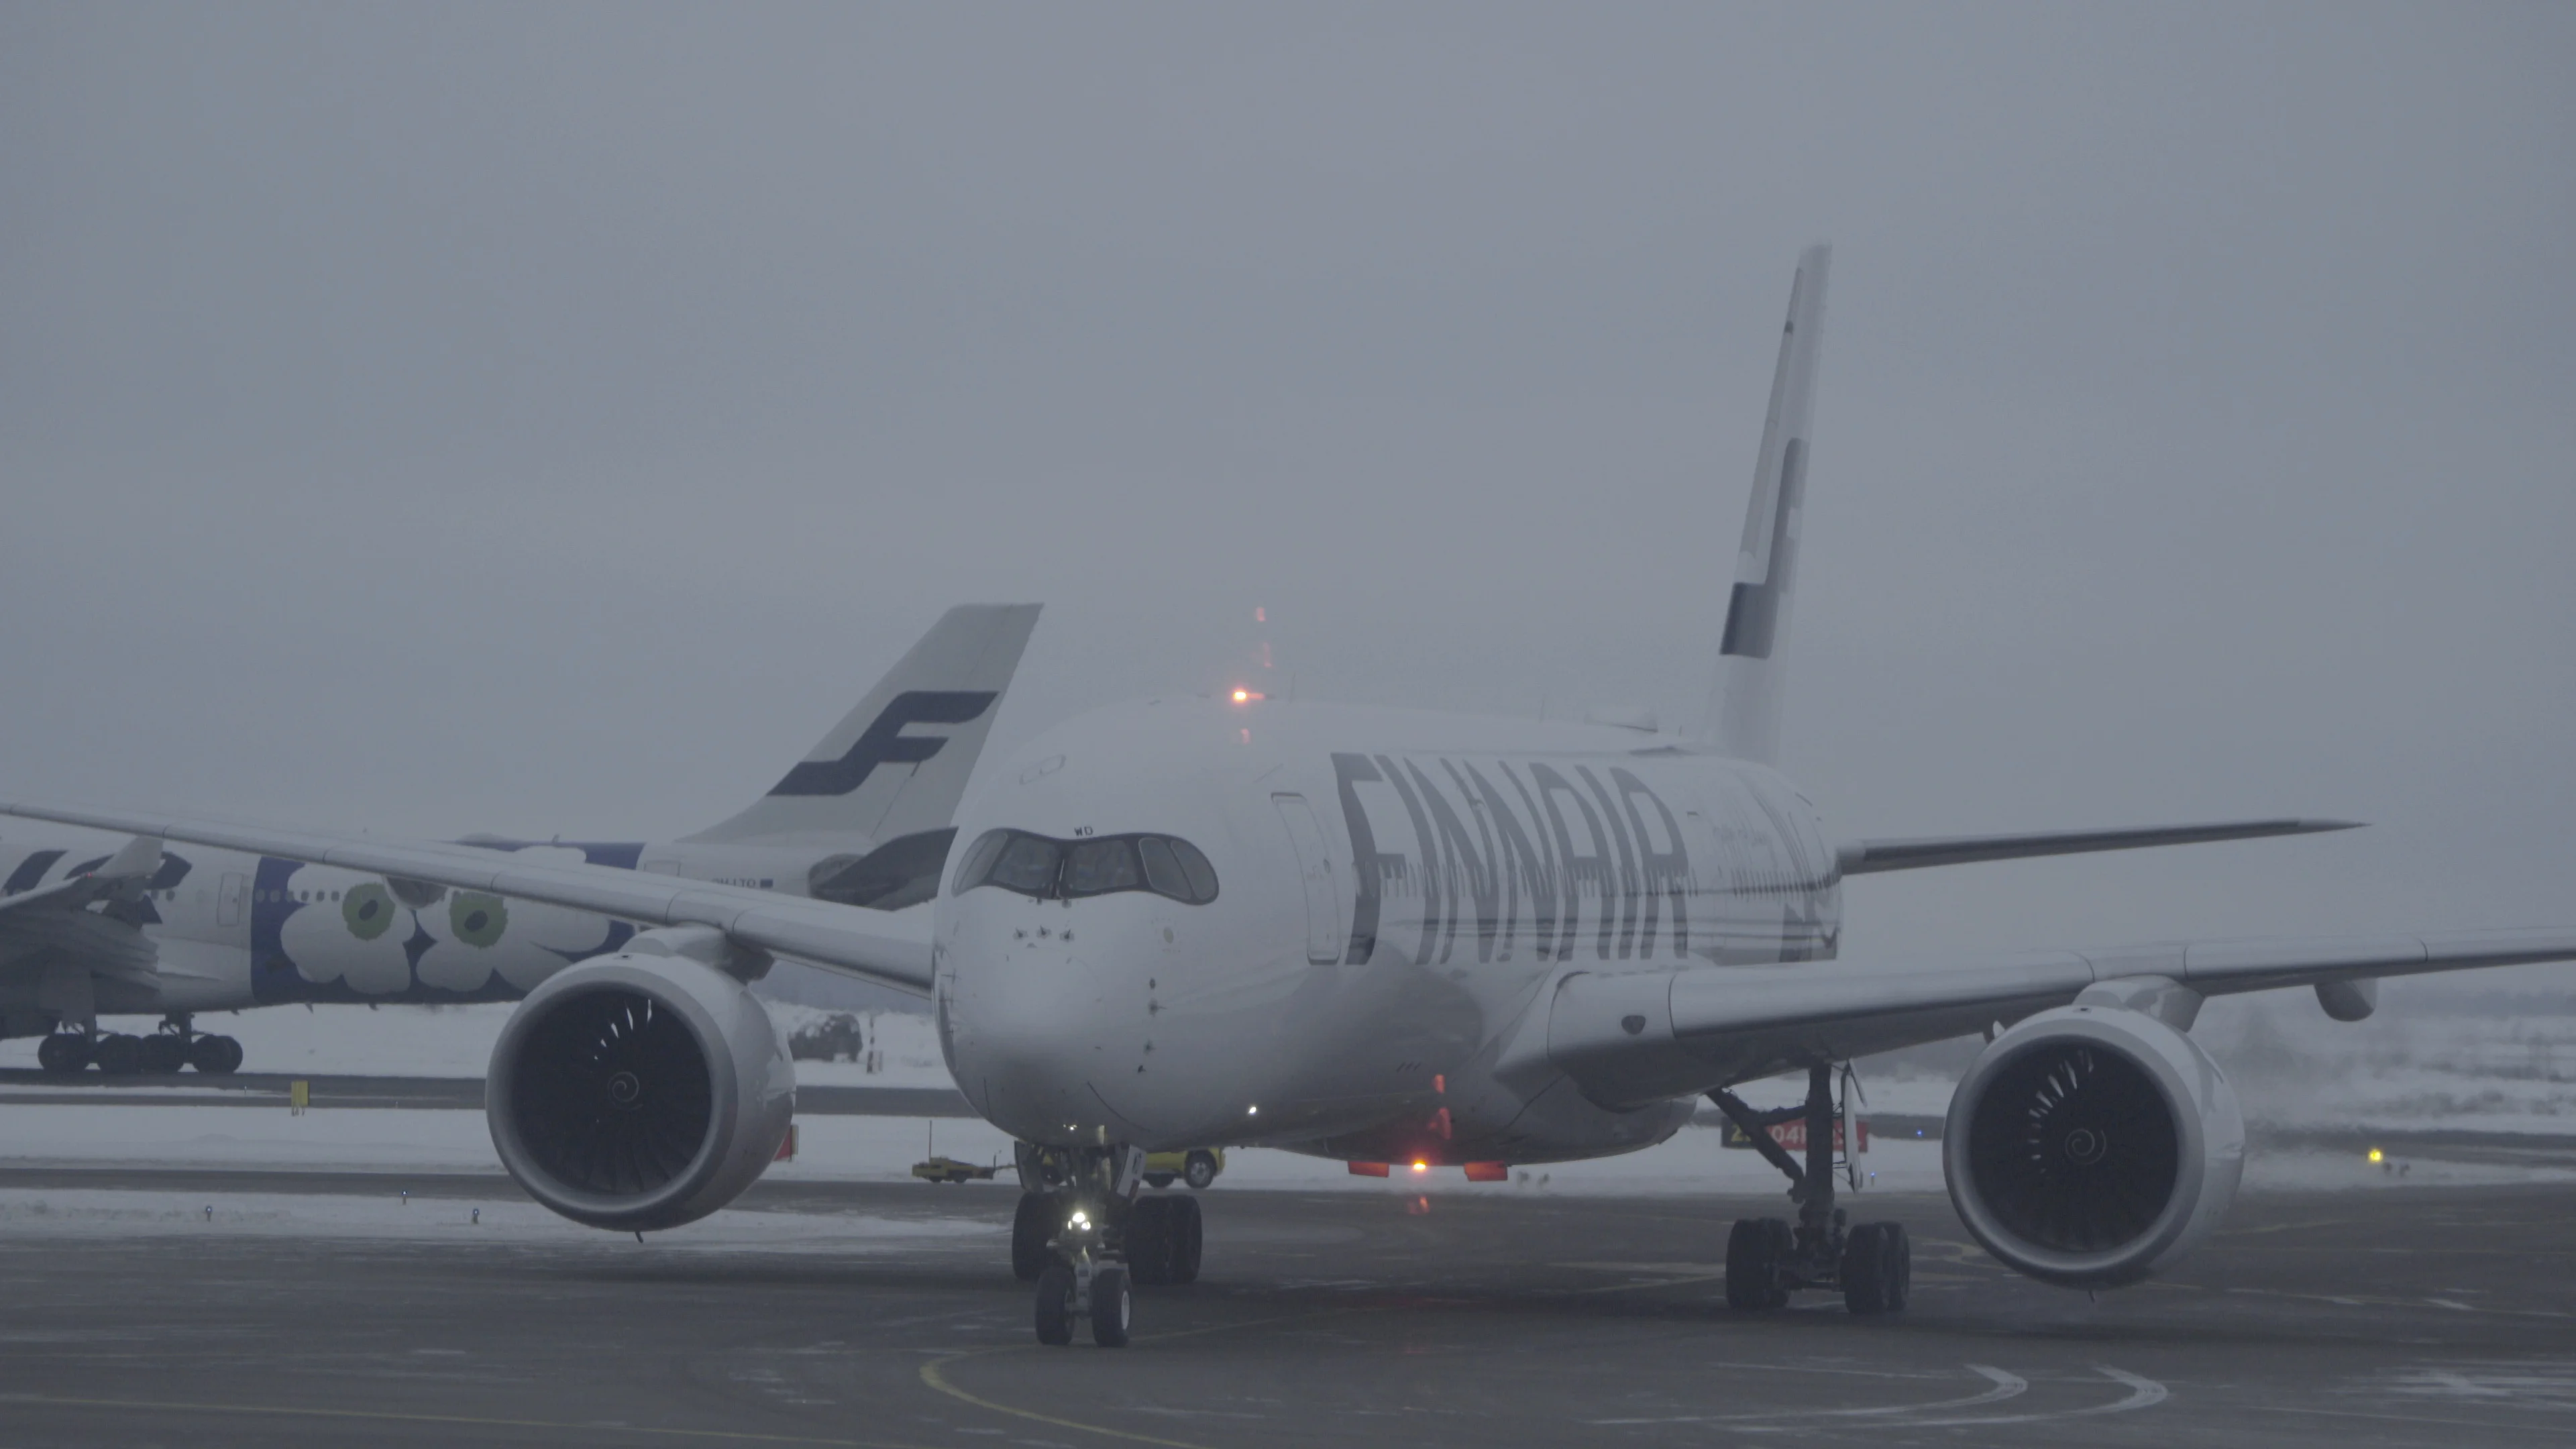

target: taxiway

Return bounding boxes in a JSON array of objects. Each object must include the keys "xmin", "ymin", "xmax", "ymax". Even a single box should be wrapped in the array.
[{"xmin": 0, "ymin": 1171, "xmax": 2569, "ymax": 1446}]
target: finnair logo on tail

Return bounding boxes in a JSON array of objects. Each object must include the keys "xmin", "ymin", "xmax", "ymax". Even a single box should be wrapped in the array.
[
  {"xmin": 1719, "ymin": 439, "xmax": 1805, "ymax": 661},
  {"xmin": 769, "ymin": 691, "xmax": 998, "ymax": 798}
]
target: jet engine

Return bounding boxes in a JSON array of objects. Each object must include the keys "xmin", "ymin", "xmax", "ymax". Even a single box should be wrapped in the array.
[
  {"xmin": 1942, "ymin": 1002, "xmax": 2243, "ymax": 1289},
  {"xmin": 487, "ymin": 942, "xmax": 793, "ymax": 1233}
]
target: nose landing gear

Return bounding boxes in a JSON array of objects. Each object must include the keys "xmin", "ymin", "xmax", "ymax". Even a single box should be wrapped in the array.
[
  {"xmin": 1032, "ymin": 1206, "xmax": 1132, "ymax": 1347},
  {"xmin": 1012, "ymin": 1142, "xmax": 1175, "ymax": 1346},
  {"xmin": 1709, "ymin": 1063, "xmax": 1912, "ymax": 1316}
]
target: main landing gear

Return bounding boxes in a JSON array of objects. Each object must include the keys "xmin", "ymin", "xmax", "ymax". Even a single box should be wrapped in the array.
[
  {"xmin": 1710, "ymin": 1063, "xmax": 1912, "ymax": 1316},
  {"xmin": 35, "ymin": 1016, "xmax": 242, "ymax": 1077},
  {"xmin": 1013, "ymin": 1142, "xmax": 1203, "ymax": 1347}
]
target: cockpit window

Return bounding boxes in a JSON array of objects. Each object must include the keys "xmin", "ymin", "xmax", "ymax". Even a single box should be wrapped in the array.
[
  {"xmin": 954, "ymin": 828, "xmax": 1218, "ymax": 904},
  {"xmin": 1136, "ymin": 837, "xmax": 1187, "ymax": 899},
  {"xmin": 1063, "ymin": 838, "xmax": 1142, "ymax": 896},
  {"xmin": 953, "ymin": 830, "xmax": 1008, "ymax": 895},
  {"xmin": 987, "ymin": 834, "xmax": 1064, "ymax": 895},
  {"xmin": 1168, "ymin": 837, "xmax": 1219, "ymax": 902}
]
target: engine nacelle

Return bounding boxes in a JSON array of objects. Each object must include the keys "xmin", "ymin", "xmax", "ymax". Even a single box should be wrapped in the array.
[
  {"xmin": 1943, "ymin": 1003, "xmax": 2243, "ymax": 1289},
  {"xmin": 488, "ymin": 948, "xmax": 793, "ymax": 1232}
]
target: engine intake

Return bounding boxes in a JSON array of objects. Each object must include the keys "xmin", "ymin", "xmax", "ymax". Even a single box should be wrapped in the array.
[
  {"xmin": 1943, "ymin": 1004, "xmax": 2242, "ymax": 1288},
  {"xmin": 488, "ymin": 949, "xmax": 793, "ymax": 1232}
]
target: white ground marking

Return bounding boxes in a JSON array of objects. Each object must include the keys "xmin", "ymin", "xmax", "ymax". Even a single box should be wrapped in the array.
[
  {"xmin": 1589, "ymin": 1363, "xmax": 2027, "ymax": 1425},
  {"xmin": 1899, "ymin": 1365, "xmax": 2168, "ymax": 1428}
]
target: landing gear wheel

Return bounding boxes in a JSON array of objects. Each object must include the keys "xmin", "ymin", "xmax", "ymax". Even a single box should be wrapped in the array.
[
  {"xmin": 1725, "ymin": 1217, "xmax": 1792, "ymax": 1310},
  {"xmin": 1034, "ymin": 1262, "xmax": 1076, "ymax": 1346},
  {"xmin": 1012, "ymin": 1193, "xmax": 1058, "ymax": 1282},
  {"xmin": 1089, "ymin": 1264, "xmax": 1132, "ymax": 1348},
  {"xmin": 138, "ymin": 1034, "xmax": 186, "ymax": 1074},
  {"xmin": 1841, "ymin": 1223, "xmax": 1888, "ymax": 1313},
  {"xmin": 1126, "ymin": 1197, "xmax": 1176, "ymax": 1285},
  {"xmin": 92, "ymin": 1034, "xmax": 143, "ymax": 1076},
  {"xmin": 1183, "ymin": 1151, "xmax": 1220, "ymax": 1190},
  {"xmin": 189, "ymin": 1035, "xmax": 244, "ymax": 1074},
  {"xmin": 1170, "ymin": 1194, "xmax": 1203, "ymax": 1283},
  {"xmin": 1840, "ymin": 1221, "xmax": 1912, "ymax": 1314},
  {"xmin": 36, "ymin": 1034, "xmax": 89, "ymax": 1075},
  {"xmin": 1877, "ymin": 1222, "xmax": 1911, "ymax": 1311}
]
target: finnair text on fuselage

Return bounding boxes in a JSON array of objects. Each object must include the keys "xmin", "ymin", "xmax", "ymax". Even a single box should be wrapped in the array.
[
  {"xmin": 1332, "ymin": 751, "xmax": 1836, "ymax": 969},
  {"xmin": 1329, "ymin": 749, "xmax": 1841, "ymax": 972}
]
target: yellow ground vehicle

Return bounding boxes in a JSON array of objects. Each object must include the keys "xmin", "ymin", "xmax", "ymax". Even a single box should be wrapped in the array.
[
  {"xmin": 1142, "ymin": 1148, "xmax": 1224, "ymax": 1190},
  {"xmin": 911, "ymin": 1155, "xmax": 1002, "ymax": 1184}
]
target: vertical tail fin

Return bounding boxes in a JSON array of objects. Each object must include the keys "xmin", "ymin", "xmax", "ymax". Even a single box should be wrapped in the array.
[
  {"xmin": 683, "ymin": 603, "xmax": 1042, "ymax": 846},
  {"xmin": 1696, "ymin": 244, "xmax": 1831, "ymax": 763}
]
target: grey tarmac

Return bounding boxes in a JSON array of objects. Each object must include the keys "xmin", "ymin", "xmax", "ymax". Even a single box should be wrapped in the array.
[{"xmin": 1, "ymin": 1171, "xmax": 2572, "ymax": 1447}]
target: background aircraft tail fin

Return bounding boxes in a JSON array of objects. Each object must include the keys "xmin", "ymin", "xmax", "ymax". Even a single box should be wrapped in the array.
[
  {"xmin": 683, "ymin": 603, "xmax": 1040, "ymax": 847},
  {"xmin": 1694, "ymin": 244, "xmax": 1831, "ymax": 764}
]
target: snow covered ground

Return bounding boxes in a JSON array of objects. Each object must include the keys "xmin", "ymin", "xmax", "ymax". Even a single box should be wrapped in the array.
[{"xmin": 0, "ymin": 1187, "xmax": 997, "ymax": 1250}]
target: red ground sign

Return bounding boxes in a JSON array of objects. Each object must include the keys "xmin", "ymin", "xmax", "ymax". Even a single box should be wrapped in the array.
[{"xmin": 1720, "ymin": 1118, "xmax": 1868, "ymax": 1152}]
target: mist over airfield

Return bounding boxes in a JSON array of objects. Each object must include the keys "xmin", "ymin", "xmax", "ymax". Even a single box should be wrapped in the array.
[{"xmin": 2, "ymin": 4, "xmax": 2571, "ymax": 1020}]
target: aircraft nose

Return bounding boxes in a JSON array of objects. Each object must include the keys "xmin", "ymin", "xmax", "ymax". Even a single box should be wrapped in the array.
[{"xmin": 942, "ymin": 911, "xmax": 1126, "ymax": 1138}]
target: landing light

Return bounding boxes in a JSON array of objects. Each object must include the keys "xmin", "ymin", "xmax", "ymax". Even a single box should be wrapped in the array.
[
  {"xmin": 1246, "ymin": 1105, "xmax": 1258, "ymax": 1116},
  {"xmin": 1230, "ymin": 688, "xmax": 1266, "ymax": 703},
  {"xmin": 1069, "ymin": 1210, "xmax": 1089, "ymax": 1228},
  {"xmin": 2367, "ymin": 1148, "xmax": 2383, "ymax": 1164}
]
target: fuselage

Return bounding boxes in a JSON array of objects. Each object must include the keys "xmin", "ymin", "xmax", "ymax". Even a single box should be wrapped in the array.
[
  {"xmin": 936, "ymin": 694, "xmax": 1845, "ymax": 1167},
  {"xmin": 0, "ymin": 836, "xmax": 844, "ymax": 1031}
]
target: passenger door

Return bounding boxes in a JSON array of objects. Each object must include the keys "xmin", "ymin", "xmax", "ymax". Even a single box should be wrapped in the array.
[
  {"xmin": 1271, "ymin": 794, "xmax": 1343, "ymax": 965},
  {"xmin": 215, "ymin": 871, "xmax": 248, "ymax": 928}
]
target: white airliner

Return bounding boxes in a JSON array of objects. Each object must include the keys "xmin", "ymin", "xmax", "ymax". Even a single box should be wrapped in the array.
[
  {"xmin": 0, "ymin": 604, "xmax": 1037, "ymax": 1075},
  {"xmin": 10, "ymin": 248, "xmax": 2571, "ymax": 1348}
]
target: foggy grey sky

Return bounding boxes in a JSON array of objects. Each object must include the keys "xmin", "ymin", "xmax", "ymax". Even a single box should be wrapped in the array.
[{"xmin": 3, "ymin": 4, "xmax": 2571, "ymax": 988}]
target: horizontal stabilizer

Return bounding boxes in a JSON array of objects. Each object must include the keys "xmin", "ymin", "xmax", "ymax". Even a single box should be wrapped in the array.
[{"xmin": 1836, "ymin": 818, "xmax": 2361, "ymax": 875}]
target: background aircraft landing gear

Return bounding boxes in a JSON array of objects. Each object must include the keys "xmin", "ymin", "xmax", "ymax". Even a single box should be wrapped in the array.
[
  {"xmin": 187, "ymin": 1032, "xmax": 245, "ymax": 1074},
  {"xmin": 91, "ymin": 1033, "xmax": 143, "ymax": 1075},
  {"xmin": 1710, "ymin": 1063, "xmax": 1911, "ymax": 1316},
  {"xmin": 35, "ymin": 1031, "xmax": 89, "ymax": 1075},
  {"xmin": 138, "ymin": 1032, "xmax": 186, "ymax": 1073},
  {"xmin": 152, "ymin": 1015, "xmax": 243, "ymax": 1075}
]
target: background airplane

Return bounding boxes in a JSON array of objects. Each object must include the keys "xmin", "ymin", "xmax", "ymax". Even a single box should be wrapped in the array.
[
  {"xmin": 7, "ymin": 250, "xmax": 2570, "ymax": 1349},
  {"xmin": 0, "ymin": 604, "xmax": 1036, "ymax": 1074}
]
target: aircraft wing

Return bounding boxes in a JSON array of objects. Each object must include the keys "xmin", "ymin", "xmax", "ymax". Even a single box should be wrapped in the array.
[
  {"xmin": 0, "ymin": 800, "xmax": 936, "ymax": 995},
  {"xmin": 1835, "ymin": 818, "xmax": 2359, "ymax": 874},
  {"xmin": 1533, "ymin": 927, "xmax": 2576, "ymax": 1108}
]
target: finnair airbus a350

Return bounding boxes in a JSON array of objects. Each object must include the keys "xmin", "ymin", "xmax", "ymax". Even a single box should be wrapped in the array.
[{"xmin": 11, "ymin": 248, "xmax": 2571, "ymax": 1348}]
